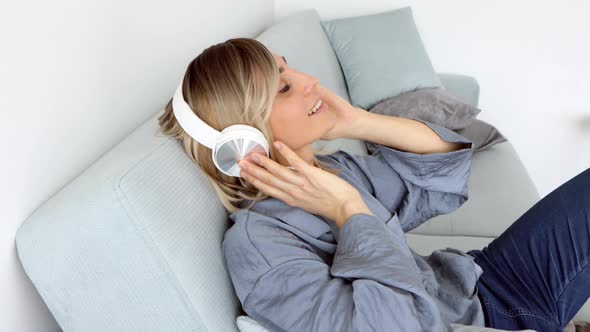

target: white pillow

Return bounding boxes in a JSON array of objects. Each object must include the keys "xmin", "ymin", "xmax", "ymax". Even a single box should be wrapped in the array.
[{"xmin": 236, "ymin": 315, "xmax": 537, "ymax": 332}]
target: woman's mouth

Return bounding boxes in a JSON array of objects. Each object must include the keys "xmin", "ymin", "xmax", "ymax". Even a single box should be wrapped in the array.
[{"xmin": 308, "ymin": 99, "xmax": 327, "ymax": 117}]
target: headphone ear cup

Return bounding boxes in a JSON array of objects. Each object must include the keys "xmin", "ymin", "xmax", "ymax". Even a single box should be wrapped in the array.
[{"xmin": 212, "ymin": 124, "xmax": 270, "ymax": 177}]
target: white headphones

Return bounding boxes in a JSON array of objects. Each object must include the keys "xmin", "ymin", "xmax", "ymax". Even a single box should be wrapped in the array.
[{"xmin": 172, "ymin": 78, "xmax": 270, "ymax": 178}]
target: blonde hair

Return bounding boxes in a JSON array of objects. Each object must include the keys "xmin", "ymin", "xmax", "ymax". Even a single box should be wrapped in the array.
[{"xmin": 158, "ymin": 38, "xmax": 341, "ymax": 214}]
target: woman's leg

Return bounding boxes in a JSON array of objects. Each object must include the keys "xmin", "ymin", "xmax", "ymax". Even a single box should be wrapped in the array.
[{"xmin": 467, "ymin": 167, "xmax": 590, "ymax": 331}]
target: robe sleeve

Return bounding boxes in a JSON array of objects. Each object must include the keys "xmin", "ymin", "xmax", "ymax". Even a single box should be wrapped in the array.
[
  {"xmin": 222, "ymin": 210, "xmax": 452, "ymax": 332},
  {"xmin": 324, "ymin": 118, "xmax": 474, "ymax": 232}
]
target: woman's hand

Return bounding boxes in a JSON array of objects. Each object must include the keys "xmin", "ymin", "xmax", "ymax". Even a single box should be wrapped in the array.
[
  {"xmin": 317, "ymin": 85, "xmax": 365, "ymax": 141},
  {"xmin": 238, "ymin": 141, "xmax": 371, "ymax": 226}
]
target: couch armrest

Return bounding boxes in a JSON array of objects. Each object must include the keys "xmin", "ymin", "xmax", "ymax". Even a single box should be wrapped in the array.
[
  {"xmin": 437, "ymin": 73, "xmax": 480, "ymax": 107},
  {"xmin": 14, "ymin": 113, "xmax": 237, "ymax": 331}
]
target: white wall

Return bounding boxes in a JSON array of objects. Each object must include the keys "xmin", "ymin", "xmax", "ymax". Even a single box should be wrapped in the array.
[
  {"xmin": 0, "ymin": 0, "xmax": 273, "ymax": 330},
  {"xmin": 276, "ymin": 0, "xmax": 590, "ymax": 197}
]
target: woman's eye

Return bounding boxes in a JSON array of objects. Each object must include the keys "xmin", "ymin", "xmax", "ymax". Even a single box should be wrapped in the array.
[{"xmin": 279, "ymin": 83, "xmax": 290, "ymax": 93}]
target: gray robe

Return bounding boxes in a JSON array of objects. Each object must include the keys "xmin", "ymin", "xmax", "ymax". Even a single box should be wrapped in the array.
[{"xmin": 222, "ymin": 119, "xmax": 486, "ymax": 332}]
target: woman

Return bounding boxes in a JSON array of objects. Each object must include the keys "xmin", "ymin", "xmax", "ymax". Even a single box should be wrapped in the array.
[{"xmin": 158, "ymin": 37, "xmax": 590, "ymax": 331}]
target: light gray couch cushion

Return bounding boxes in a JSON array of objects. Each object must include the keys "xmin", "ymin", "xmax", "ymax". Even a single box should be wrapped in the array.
[{"xmin": 321, "ymin": 7, "xmax": 442, "ymax": 110}]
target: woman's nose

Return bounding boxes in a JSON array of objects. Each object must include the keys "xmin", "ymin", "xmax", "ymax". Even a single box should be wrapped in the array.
[
  {"xmin": 303, "ymin": 75, "xmax": 319, "ymax": 96},
  {"xmin": 291, "ymin": 68, "xmax": 319, "ymax": 95}
]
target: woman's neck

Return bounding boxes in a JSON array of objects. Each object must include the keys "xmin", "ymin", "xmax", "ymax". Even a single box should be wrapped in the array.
[{"xmin": 277, "ymin": 144, "xmax": 317, "ymax": 168}]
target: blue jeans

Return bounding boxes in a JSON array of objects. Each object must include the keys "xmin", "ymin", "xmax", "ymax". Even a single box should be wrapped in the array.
[{"xmin": 467, "ymin": 167, "xmax": 590, "ymax": 331}]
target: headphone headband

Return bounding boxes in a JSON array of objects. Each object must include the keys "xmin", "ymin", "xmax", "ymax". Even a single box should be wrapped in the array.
[{"xmin": 172, "ymin": 80, "xmax": 220, "ymax": 150}]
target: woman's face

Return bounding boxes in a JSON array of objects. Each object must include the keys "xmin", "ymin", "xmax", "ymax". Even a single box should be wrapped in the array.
[{"xmin": 269, "ymin": 53, "xmax": 337, "ymax": 151}]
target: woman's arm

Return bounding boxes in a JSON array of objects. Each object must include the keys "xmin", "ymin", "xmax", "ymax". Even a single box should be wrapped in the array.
[
  {"xmin": 345, "ymin": 110, "xmax": 471, "ymax": 154},
  {"xmin": 326, "ymin": 110, "xmax": 475, "ymax": 231}
]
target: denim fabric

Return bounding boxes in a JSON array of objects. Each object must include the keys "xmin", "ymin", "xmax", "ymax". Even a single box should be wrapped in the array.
[{"xmin": 467, "ymin": 167, "xmax": 590, "ymax": 331}]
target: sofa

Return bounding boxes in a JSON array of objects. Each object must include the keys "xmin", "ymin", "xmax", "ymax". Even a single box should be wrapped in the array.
[{"xmin": 15, "ymin": 8, "xmax": 588, "ymax": 332}]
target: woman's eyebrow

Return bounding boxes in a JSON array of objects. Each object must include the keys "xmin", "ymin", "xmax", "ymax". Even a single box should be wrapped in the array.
[{"xmin": 278, "ymin": 56, "xmax": 288, "ymax": 74}]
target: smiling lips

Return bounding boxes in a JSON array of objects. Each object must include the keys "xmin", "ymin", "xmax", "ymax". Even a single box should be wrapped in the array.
[{"xmin": 308, "ymin": 99, "xmax": 324, "ymax": 116}]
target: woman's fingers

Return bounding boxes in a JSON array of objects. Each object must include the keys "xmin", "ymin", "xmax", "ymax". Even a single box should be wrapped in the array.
[
  {"xmin": 239, "ymin": 163, "xmax": 294, "ymax": 203},
  {"xmin": 244, "ymin": 150, "xmax": 303, "ymax": 186},
  {"xmin": 236, "ymin": 141, "xmax": 316, "ymax": 204},
  {"xmin": 239, "ymin": 158, "xmax": 299, "ymax": 197}
]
